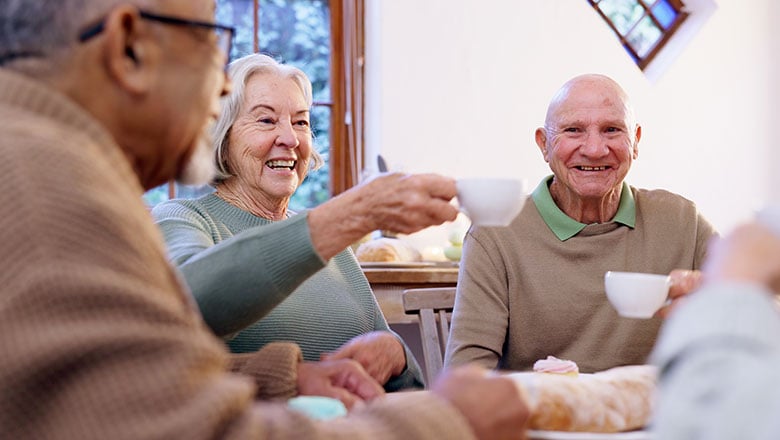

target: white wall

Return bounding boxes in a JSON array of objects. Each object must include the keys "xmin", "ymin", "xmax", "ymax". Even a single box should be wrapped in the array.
[{"xmin": 365, "ymin": 0, "xmax": 776, "ymax": 249}]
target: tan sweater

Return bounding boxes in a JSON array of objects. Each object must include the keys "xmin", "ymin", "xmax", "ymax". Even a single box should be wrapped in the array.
[
  {"xmin": 0, "ymin": 69, "xmax": 475, "ymax": 439},
  {"xmin": 445, "ymin": 184, "xmax": 716, "ymax": 373}
]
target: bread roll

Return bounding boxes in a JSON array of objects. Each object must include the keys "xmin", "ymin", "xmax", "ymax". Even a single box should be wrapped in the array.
[
  {"xmin": 510, "ymin": 365, "xmax": 657, "ymax": 433},
  {"xmin": 355, "ymin": 238, "xmax": 422, "ymax": 263}
]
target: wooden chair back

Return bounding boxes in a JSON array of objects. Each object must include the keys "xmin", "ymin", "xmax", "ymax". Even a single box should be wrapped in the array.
[{"xmin": 402, "ymin": 287, "xmax": 456, "ymax": 386}]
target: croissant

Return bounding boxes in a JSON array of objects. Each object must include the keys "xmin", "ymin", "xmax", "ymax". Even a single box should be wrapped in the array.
[
  {"xmin": 355, "ymin": 237, "xmax": 422, "ymax": 263},
  {"xmin": 510, "ymin": 365, "xmax": 656, "ymax": 433}
]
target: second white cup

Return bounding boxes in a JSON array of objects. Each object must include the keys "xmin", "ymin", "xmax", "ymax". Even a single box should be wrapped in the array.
[{"xmin": 604, "ymin": 271, "xmax": 671, "ymax": 319}]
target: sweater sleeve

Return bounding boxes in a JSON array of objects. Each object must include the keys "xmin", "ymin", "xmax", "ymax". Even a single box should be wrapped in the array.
[
  {"xmin": 247, "ymin": 390, "xmax": 478, "ymax": 440},
  {"xmin": 444, "ymin": 228, "xmax": 507, "ymax": 369},
  {"xmin": 229, "ymin": 342, "xmax": 303, "ymax": 400},
  {"xmin": 650, "ymin": 282, "xmax": 780, "ymax": 439},
  {"xmin": 153, "ymin": 201, "xmax": 327, "ymax": 336},
  {"xmin": 693, "ymin": 209, "xmax": 718, "ymax": 269}
]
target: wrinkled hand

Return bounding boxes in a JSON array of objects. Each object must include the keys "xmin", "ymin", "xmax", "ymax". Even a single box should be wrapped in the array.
[
  {"xmin": 702, "ymin": 222, "xmax": 780, "ymax": 293},
  {"xmin": 308, "ymin": 172, "xmax": 459, "ymax": 260},
  {"xmin": 655, "ymin": 269, "xmax": 704, "ymax": 319},
  {"xmin": 431, "ymin": 365, "xmax": 530, "ymax": 440},
  {"xmin": 321, "ymin": 331, "xmax": 406, "ymax": 385},
  {"xmin": 297, "ymin": 359, "xmax": 385, "ymax": 410},
  {"xmin": 358, "ymin": 173, "xmax": 459, "ymax": 234}
]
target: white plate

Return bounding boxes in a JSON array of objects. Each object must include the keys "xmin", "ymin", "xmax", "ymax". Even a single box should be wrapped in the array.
[
  {"xmin": 359, "ymin": 261, "xmax": 457, "ymax": 268},
  {"xmin": 528, "ymin": 430, "xmax": 651, "ymax": 440}
]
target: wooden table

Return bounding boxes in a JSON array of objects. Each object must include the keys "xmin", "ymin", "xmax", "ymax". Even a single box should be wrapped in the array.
[{"xmin": 362, "ymin": 265, "xmax": 459, "ymax": 325}]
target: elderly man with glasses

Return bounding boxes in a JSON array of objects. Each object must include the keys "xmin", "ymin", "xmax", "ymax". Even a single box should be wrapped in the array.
[{"xmin": 0, "ymin": 1, "xmax": 529, "ymax": 439}]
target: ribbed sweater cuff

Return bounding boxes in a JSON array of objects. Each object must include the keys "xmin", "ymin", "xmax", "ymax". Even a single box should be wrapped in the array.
[{"xmin": 231, "ymin": 342, "xmax": 302, "ymax": 400}]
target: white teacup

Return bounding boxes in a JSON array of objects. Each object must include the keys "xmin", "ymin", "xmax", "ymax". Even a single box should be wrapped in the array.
[
  {"xmin": 604, "ymin": 271, "xmax": 671, "ymax": 319},
  {"xmin": 456, "ymin": 177, "xmax": 526, "ymax": 227}
]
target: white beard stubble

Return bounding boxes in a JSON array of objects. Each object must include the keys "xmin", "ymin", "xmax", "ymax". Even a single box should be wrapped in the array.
[{"xmin": 176, "ymin": 126, "xmax": 216, "ymax": 186}]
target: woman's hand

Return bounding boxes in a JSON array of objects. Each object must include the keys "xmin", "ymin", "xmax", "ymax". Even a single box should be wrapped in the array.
[
  {"xmin": 296, "ymin": 359, "xmax": 384, "ymax": 410},
  {"xmin": 321, "ymin": 331, "xmax": 406, "ymax": 385}
]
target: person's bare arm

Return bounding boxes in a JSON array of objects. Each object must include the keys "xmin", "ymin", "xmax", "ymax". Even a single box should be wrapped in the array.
[{"xmin": 308, "ymin": 173, "xmax": 459, "ymax": 260}]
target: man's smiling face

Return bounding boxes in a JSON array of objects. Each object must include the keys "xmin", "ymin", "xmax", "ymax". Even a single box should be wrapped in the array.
[{"xmin": 539, "ymin": 76, "xmax": 640, "ymax": 202}]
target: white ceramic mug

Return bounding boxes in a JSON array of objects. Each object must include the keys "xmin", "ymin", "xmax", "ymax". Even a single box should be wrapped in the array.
[
  {"xmin": 456, "ymin": 177, "xmax": 526, "ymax": 227},
  {"xmin": 604, "ymin": 271, "xmax": 671, "ymax": 319}
]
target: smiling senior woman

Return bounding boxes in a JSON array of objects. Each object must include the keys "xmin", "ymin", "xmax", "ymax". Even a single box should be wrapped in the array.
[{"xmin": 152, "ymin": 53, "xmax": 429, "ymax": 391}]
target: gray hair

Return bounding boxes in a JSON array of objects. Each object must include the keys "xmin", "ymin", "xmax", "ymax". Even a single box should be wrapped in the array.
[
  {"xmin": 212, "ymin": 53, "xmax": 324, "ymax": 182},
  {"xmin": 0, "ymin": 0, "xmax": 125, "ymax": 73}
]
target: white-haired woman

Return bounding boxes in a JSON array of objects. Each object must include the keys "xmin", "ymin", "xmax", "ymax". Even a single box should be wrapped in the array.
[{"xmin": 153, "ymin": 53, "xmax": 431, "ymax": 391}]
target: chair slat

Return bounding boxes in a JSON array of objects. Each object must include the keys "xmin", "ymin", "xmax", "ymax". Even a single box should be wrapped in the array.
[{"xmin": 402, "ymin": 287, "xmax": 456, "ymax": 386}]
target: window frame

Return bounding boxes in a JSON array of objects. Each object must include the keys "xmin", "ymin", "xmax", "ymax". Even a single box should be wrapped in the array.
[
  {"xmin": 330, "ymin": 0, "xmax": 365, "ymax": 196},
  {"xmin": 588, "ymin": 0, "xmax": 689, "ymax": 71}
]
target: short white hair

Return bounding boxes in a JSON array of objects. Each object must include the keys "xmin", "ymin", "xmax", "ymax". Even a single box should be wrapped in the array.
[{"xmin": 211, "ymin": 53, "xmax": 324, "ymax": 182}]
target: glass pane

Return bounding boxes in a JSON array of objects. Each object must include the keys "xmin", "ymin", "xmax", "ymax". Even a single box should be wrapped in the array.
[
  {"xmin": 257, "ymin": 0, "xmax": 331, "ymax": 103},
  {"xmin": 626, "ymin": 15, "xmax": 663, "ymax": 58},
  {"xmin": 258, "ymin": 0, "xmax": 332, "ymax": 209},
  {"xmin": 289, "ymin": 105, "xmax": 331, "ymax": 211},
  {"xmin": 216, "ymin": 0, "xmax": 255, "ymax": 60},
  {"xmin": 652, "ymin": 0, "xmax": 678, "ymax": 29},
  {"xmin": 597, "ymin": 0, "xmax": 644, "ymax": 36}
]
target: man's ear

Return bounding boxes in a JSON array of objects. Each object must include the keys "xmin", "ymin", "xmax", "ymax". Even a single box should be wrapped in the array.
[
  {"xmin": 535, "ymin": 128, "xmax": 550, "ymax": 163},
  {"xmin": 632, "ymin": 124, "xmax": 642, "ymax": 159},
  {"xmin": 101, "ymin": 6, "xmax": 157, "ymax": 95}
]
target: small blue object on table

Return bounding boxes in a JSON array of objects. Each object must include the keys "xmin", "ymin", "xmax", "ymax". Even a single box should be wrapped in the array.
[{"xmin": 287, "ymin": 396, "xmax": 348, "ymax": 420}]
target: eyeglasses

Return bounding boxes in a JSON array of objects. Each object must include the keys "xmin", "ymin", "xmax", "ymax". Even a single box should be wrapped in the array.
[{"xmin": 78, "ymin": 9, "xmax": 235, "ymax": 70}]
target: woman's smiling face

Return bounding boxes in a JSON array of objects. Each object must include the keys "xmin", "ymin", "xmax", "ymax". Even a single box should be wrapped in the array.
[{"xmin": 226, "ymin": 71, "xmax": 312, "ymax": 204}]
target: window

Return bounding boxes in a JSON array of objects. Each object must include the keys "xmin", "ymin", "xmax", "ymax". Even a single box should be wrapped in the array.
[
  {"xmin": 587, "ymin": 0, "xmax": 688, "ymax": 70},
  {"xmin": 143, "ymin": 0, "xmax": 364, "ymax": 211}
]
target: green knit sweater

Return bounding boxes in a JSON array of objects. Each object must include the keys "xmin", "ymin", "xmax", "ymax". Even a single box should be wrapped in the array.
[
  {"xmin": 445, "ymin": 176, "xmax": 717, "ymax": 373},
  {"xmin": 153, "ymin": 193, "xmax": 425, "ymax": 390}
]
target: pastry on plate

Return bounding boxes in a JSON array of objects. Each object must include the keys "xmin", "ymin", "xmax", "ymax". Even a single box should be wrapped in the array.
[
  {"xmin": 355, "ymin": 237, "xmax": 422, "ymax": 263},
  {"xmin": 511, "ymin": 364, "xmax": 657, "ymax": 433}
]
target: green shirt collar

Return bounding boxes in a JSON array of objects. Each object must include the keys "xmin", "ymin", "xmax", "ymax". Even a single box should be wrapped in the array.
[{"xmin": 531, "ymin": 175, "xmax": 636, "ymax": 241}]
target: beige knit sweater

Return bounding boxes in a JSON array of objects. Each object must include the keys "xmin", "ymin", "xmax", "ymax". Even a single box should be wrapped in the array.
[
  {"xmin": 446, "ymin": 184, "xmax": 716, "ymax": 373},
  {"xmin": 0, "ymin": 68, "xmax": 475, "ymax": 439}
]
